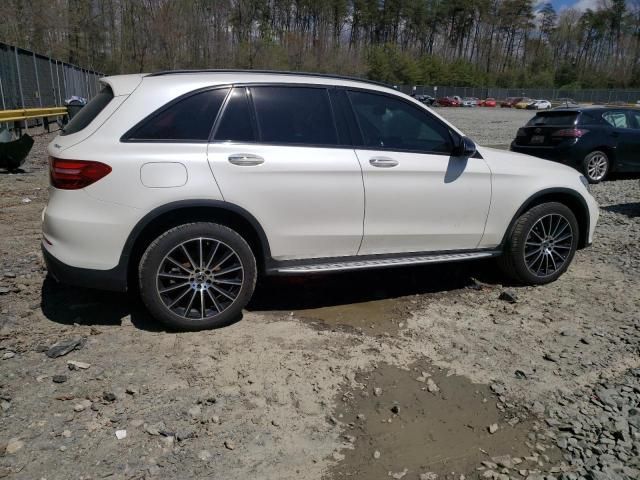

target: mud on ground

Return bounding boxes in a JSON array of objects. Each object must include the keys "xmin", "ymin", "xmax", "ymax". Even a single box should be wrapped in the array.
[{"xmin": 0, "ymin": 120, "xmax": 639, "ymax": 480}]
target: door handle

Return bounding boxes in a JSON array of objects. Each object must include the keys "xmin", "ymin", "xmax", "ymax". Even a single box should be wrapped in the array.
[
  {"xmin": 228, "ymin": 153, "xmax": 264, "ymax": 166},
  {"xmin": 369, "ymin": 156, "xmax": 399, "ymax": 168}
]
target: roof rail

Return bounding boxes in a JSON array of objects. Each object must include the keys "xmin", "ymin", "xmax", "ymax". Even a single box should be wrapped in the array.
[{"xmin": 145, "ymin": 69, "xmax": 393, "ymax": 89}]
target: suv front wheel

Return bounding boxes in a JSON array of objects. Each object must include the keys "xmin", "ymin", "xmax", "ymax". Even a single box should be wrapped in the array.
[
  {"xmin": 139, "ymin": 222, "xmax": 257, "ymax": 330},
  {"xmin": 498, "ymin": 202, "xmax": 579, "ymax": 285}
]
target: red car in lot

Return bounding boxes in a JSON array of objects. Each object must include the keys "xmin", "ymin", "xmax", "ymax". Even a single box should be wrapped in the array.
[
  {"xmin": 437, "ymin": 96, "xmax": 460, "ymax": 107},
  {"xmin": 483, "ymin": 98, "xmax": 497, "ymax": 107},
  {"xmin": 500, "ymin": 97, "xmax": 523, "ymax": 108}
]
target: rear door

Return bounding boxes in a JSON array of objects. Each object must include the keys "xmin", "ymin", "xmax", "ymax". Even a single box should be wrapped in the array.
[
  {"xmin": 206, "ymin": 85, "xmax": 364, "ymax": 261},
  {"xmin": 602, "ymin": 110, "xmax": 640, "ymax": 171},
  {"xmin": 620, "ymin": 110, "xmax": 640, "ymax": 171}
]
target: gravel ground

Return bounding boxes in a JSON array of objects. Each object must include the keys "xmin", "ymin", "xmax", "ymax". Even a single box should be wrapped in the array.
[{"xmin": 0, "ymin": 114, "xmax": 639, "ymax": 480}]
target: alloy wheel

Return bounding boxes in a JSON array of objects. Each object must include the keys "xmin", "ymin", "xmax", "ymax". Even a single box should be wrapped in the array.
[
  {"xmin": 587, "ymin": 153, "xmax": 608, "ymax": 182},
  {"xmin": 156, "ymin": 238, "xmax": 244, "ymax": 320},
  {"xmin": 524, "ymin": 214, "xmax": 574, "ymax": 278}
]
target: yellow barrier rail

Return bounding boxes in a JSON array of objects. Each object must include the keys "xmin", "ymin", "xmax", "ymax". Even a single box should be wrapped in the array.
[{"xmin": 0, "ymin": 107, "xmax": 68, "ymax": 123}]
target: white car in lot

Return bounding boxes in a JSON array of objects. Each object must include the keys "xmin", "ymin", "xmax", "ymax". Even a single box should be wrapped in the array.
[
  {"xmin": 461, "ymin": 97, "xmax": 479, "ymax": 107},
  {"xmin": 43, "ymin": 71, "xmax": 599, "ymax": 330},
  {"xmin": 528, "ymin": 99, "xmax": 552, "ymax": 110}
]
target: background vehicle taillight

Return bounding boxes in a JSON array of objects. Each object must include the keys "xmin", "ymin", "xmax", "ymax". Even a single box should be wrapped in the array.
[
  {"xmin": 49, "ymin": 157, "xmax": 112, "ymax": 190},
  {"xmin": 552, "ymin": 128, "xmax": 589, "ymax": 138},
  {"xmin": 516, "ymin": 128, "xmax": 527, "ymax": 137}
]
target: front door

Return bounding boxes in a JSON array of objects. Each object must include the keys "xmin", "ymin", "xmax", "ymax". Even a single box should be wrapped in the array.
[{"xmin": 345, "ymin": 90, "xmax": 492, "ymax": 255}]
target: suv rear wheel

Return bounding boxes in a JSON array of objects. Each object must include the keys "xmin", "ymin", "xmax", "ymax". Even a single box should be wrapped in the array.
[
  {"xmin": 582, "ymin": 150, "xmax": 609, "ymax": 183},
  {"xmin": 498, "ymin": 202, "xmax": 579, "ymax": 285},
  {"xmin": 139, "ymin": 222, "xmax": 257, "ymax": 330}
]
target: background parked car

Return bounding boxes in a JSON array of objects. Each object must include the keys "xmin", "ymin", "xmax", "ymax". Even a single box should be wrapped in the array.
[
  {"xmin": 551, "ymin": 98, "xmax": 579, "ymax": 108},
  {"xmin": 514, "ymin": 98, "xmax": 533, "ymax": 109},
  {"xmin": 462, "ymin": 97, "xmax": 478, "ymax": 107},
  {"xmin": 526, "ymin": 99, "xmax": 552, "ymax": 110},
  {"xmin": 437, "ymin": 96, "xmax": 460, "ymax": 107},
  {"xmin": 483, "ymin": 98, "xmax": 497, "ymax": 107},
  {"xmin": 415, "ymin": 94, "xmax": 436, "ymax": 106},
  {"xmin": 510, "ymin": 106, "xmax": 640, "ymax": 183},
  {"xmin": 500, "ymin": 97, "xmax": 523, "ymax": 108}
]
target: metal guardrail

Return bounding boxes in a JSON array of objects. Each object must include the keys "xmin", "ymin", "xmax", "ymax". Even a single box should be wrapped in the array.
[
  {"xmin": 0, "ymin": 106, "xmax": 67, "ymax": 123},
  {"xmin": 0, "ymin": 42, "xmax": 100, "ymax": 136}
]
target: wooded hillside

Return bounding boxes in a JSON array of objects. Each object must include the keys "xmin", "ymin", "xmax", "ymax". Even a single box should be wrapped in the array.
[{"xmin": 2, "ymin": 0, "xmax": 640, "ymax": 88}]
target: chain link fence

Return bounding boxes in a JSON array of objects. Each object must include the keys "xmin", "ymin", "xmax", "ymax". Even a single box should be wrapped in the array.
[
  {"xmin": 0, "ymin": 42, "xmax": 103, "ymax": 111},
  {"xmin": 403, "ymin": 85, "xmax": 640, "ymax": 104}
]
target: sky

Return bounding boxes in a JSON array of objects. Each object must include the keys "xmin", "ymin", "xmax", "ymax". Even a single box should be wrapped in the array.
[{"xmin": 544, "ymin": 0, "xmax": 609, "ymax": 11}]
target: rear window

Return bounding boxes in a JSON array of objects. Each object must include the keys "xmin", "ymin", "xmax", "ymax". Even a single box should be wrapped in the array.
[
  {"xmin": 125, "ymin": 88, "xmax": 229, "ymax": 141},
  {"xmin": 61, "ymin": 86, "xmax": 113, "ymax": 136},
  {"xmin": 527, "ymin": 113, "xmax": 578, "ymax": 126}
]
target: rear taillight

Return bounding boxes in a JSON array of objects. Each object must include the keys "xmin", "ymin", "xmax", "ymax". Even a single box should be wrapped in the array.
[
  {"xmin": 552, "ymin": 128, "xmax": 589, "ymax": 138},
  {"xmin": 516, "ymin": 128, "xmax": 527, "ymax": 137},
  {"xmin": 49, "ymin": 157, "xmax": 112, "ymax": 190}
]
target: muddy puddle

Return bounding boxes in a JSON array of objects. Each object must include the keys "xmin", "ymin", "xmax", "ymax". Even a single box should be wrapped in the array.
[
  {"xmin": 248, "ymin": 262, "xmax": 496, "ymax": 334},
  {"xmin": 326, "ymin": 363, "xmax": 559, "ymax": 479},
  {"xmin": 295, "ymin": 297, "xmax": 411, "ymax": 335}
]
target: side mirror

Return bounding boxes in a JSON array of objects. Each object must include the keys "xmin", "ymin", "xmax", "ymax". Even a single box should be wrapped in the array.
[{"xmin": 452, "ymin": 135, "xmax": 476, "ymax": 157}]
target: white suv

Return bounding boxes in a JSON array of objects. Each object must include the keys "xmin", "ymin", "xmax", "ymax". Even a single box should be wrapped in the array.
[{"xmin": 43, "ymin": 71, "xmax": 599, "ymax": 330}]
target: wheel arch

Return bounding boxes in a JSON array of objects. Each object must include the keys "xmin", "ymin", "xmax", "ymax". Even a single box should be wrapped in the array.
[
  {"xmin": 500, "ymin": 188, "xmax": 591, "ymax": 250},
  {"xmin": 121, "ymin": 200, "xmax": 271, "ymax": 291}
]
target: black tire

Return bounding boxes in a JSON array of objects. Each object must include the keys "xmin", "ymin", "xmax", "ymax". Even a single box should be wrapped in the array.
[
  {"xmin": 582, "ymin": 150, "xmax": 610, "ymax": 184},
  {"xmin": 138, "ymin": 222, "xmax": 257, "ymax": 331},
  {"xmin": 498, "ymin": 202, "xmax": 579, "ymax": 285}
]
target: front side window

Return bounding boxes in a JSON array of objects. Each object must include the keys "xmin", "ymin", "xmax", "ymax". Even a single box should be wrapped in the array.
[
  {"xmin": 250, "ymin": 86, "xmax": 337, "ymax": 146},
  {"xmin": 602, "ymin": 111, "xmax": 629, "ymax": 129},
  {"xmin": 126, "ymin": 88, "xmax": 229, "ymax": 141},
  {"xmin": 347, "ymin": 90, "xmax": 452, "ymax": 153},
  {"xmin": 62, "ymin": 86, "xmax": 113, "ymax": 136}
]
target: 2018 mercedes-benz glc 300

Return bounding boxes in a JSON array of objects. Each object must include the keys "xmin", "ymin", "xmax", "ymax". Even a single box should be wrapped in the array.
[{"xmin": 43, "ymin": 71, "xmax": 599, "ymax": 330}]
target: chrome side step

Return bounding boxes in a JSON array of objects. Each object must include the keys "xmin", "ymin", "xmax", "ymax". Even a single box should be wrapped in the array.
[{"xmin": 274, "ymin": 250, "xmax": 500, "ymax": 274}]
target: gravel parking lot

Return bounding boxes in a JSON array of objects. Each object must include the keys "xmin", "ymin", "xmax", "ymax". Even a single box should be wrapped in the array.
[
  {"xmin": 0, "ymin": 109, "xmax": 639, "ymax": 480},
  {"xmin": 437, "ymin": 107, "xmax": 535, "ymax": 146}
]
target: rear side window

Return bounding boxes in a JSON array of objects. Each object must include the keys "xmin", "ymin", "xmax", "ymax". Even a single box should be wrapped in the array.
[
  {"xmin": 526, "ymin": 113, "xmax": 578, "ymax": 126},
  {"xmin": 629, "ymin": 111, "xmax": 640, "ymax": 129},
  {"xmin": 347, "ymin": 90, "xmax": 452, "ymax": 153},
  {"xmin": 250, "ymin": 87, "xmax": 338, "ymax": 146},
  {"xmin": 61, "ymin": 86, "xmax": 113, "ymax": 136},
  {"xmin": 602, "ymin": 111, "xmax": 629, "ymax": 128},
  {"xmin": 213, "ymin": 88, "xmax": 255, "ymax": 142},
  {"xmin": 125, "ymin": 88, "xmax": 228, "ymax": 141}
]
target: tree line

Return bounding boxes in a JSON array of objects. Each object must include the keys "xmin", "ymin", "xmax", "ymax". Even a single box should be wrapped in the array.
[{"xmin": 2, "ymin": 0, "xmax": 640, "ymax": 89}]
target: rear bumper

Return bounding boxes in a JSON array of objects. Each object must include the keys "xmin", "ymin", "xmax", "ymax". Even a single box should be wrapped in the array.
[
  {"xmin": 510, "ymin": 143, "xmax": 583, "ymax": 167},
  {"xmin": 42, "ymin": 244, "xmax": 127, "ymax": 292}
]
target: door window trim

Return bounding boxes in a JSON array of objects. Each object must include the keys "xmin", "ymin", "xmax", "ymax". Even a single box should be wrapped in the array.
[{"xmin": 344, "ymin": 87, "xmax": 459, "ymax": 156}]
